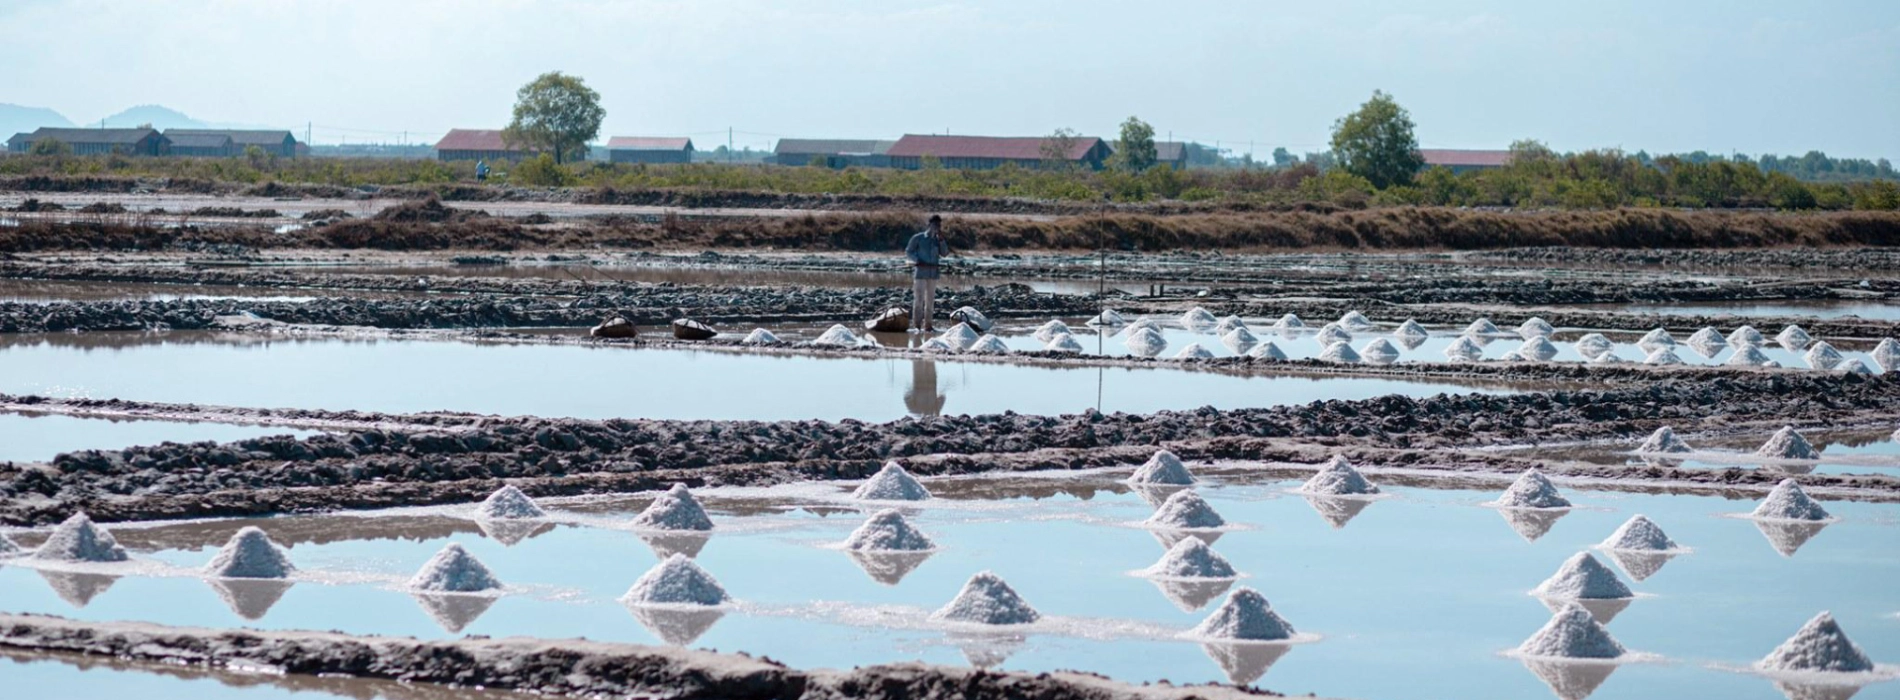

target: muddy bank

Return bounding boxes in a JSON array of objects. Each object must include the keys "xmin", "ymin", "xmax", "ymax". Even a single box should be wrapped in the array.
[{"xmin": 0, "ymin": 614, "xmax": 1280, "ymax": 700}]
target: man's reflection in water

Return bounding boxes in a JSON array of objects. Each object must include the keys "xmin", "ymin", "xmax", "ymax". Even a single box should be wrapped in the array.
[{"xmin": 904, "ymin": 359, "xmax": 946, "ymax": 416}]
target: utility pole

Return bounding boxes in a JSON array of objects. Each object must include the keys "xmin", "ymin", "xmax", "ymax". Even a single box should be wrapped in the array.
[{"xmin": 728, "ymin": 127, "xmax": 733, "ymax": 163}]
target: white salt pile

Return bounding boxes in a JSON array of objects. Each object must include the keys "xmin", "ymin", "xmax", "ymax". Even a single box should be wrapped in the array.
[
  {"xmin": 624, "ymin": 553, "xmax": 730, "ymax": 606},
  {"xmin": 1725, "ymin": 345, "xmax": 1777, "ymax": 367},
  {"xmin": 1587, "ymin": 350, "xmax": 1627, "ymax": 364},
  {"xmin": 1147, "ymin": 489, "xmax": 1227, "ymax": 529},
  {"xmin": 1125, "ymin": 327, "xmax": 1169, "ymax": 356},
  {"xmin": 1269, "ymin": 313, "xmax": 1306, "ymax": 331},
  {"xmin": 1492, "ymin": 470, "xmax": 1572, "ymax": 509},
  {"xmin": 1757, "ymin": 612, "xmax": 1876, "ymax": 673},
  {"xmin": 1338, "ymin": 310, "xmax": 1375, "ymax": 331},
  {"xmin": 1395, "ymin": 318, "xmax": 1429, "ymax": 339},
  {"xmin": 920, "ymin": 337, "xmax": 954, "ymax": 352},
  {"xmin": 1192, "ymin": 587, "xmax": 1295, "ymax": 641},
  {"xmin": 1517, "ymin": 336, "xmax": 1560, "ymax": 361},
  {"xmin": 932, "ymin": 571, "xmax": 1040, "ymax": 625},
  {"xmin": 1639, "ymin": 328, "xmax": 1676, "ymax": 349},
  {"xmin": 1638, "ymin": 426, "xmax": 1693, "ymax": 453},
  {"xmin": 843, "ymin": 509, "xmax": 935, "ymax": 551},
  {"xmin": 477, "ymin": 485, "xmax": 546, "ymax": 520},
  {"xmin": 1777, "ymin": 325, "xmax": 1813, "ymax": 349},
  {"xmin": 1751, "ymin": 479, "xmax": 1831, "ymax": 521},
  {"xmin": 1804, "ymin": 341, "xmax": 1844, "ymax": 370},
  {"xmin": 813, "ymin": 324, "xmax": 862, "ymax": 347},
  {"xmin": 1175, "ymin": 343, "xmax": 1215, "ymax": 360},
  {"xmin": 1033, "ymin": 319, "xmax": 1072, "ymax": 342},
  {"xmin": 1519, "ymin": 317, "xmax": 1556, "ymax": 339},
  {"xmin": 949, "ymin": 306, "xmax": 993, "ymax": 332},
  {"xmin": 1129, "ymin": 449, "xmax": 1196, "ymax": 485},
  {"xmin": 852, "ymin": 461, "xmax": 933, "ymax": 501},
  {"xmin": 203, "ymin": 527, "xmax": 296, "ymax": 579},
  {"xmin": 1643, "ymin": 347, "xmax": 1684, "ymax": 365},
  {"xmin": 939, "ymin": 323, "xmax": 980, "ymax": 351},
  {"xmin": 1359, "ymin": 338, "xmax": 1401, "ymax": 362},
  {"xmin": 1216, "ymin": 315, "xmax": 1249, "ymax": 335},
  {"xmin": 1688, "ymin": 327, "xmax": 1725, "ymax": 348},
  {"xmin": 1728, "ymin": 325, "xmax": 1766, "ymax": 348},
  {"xmin": 407, "ymin": 543, "xmax": 501, "ymax": 593},
  {"xmin": 1756, "ymin": 427, "xmax": 1820, "ymax": 460},
  {"xmin": 1874, "ymin": 338, "xmax": 1900, "ymax": 367},
  {"xmin": 1517, "ymin": 604, "xmax": 1626, "ymax": 659},
  {"xmin": 1248, "ymin": 341, "xmax": 1288, "ymax": 360},
  {"xmin": 1533, "ymin": 552, "xmax": 1633, "ymax": 600},
  {"xmin": 967, "ymin": 334, "xmax": 1010, "ymax": 354},
  {"xmin": 1314, "ymin": 323, "xmax": 1352, "ymax": 346},
  {"xmin": 1181, "ymin": 307, "xmax": 1219, "ymax": 329},
  {"xmin": 740, "ymin": 328, "xmax": 781, "ymax": 345},
  {"xmin": 1600, "ymin": 515, "xmax": 1678, "ymax": 552},
  {"xmin": 1465, "ymin": 318, "xmax": 1502, "ymax": 336},
  {"xmin": 1221, "ymin": 327, "xmax": 1258, "ymax": 352},
  {"xmin": 1444, "ymin": 335, "xmax": 1485, "ymax": 361},
  {"xmin": 1142, "ymin": 537, "xmax": 1238, "ymax": 579},
  {"xmin": 1299, "ymin": 456, "xmax": 1381, "ymax": 496},
  {"xmin": 30, "ymin": 512, "xmax": 128, "ymax": 563},
  {"xmin": 1318, "ymin": 340, "xmax": 1361, "ymax": 363},
  {"xmin": 1044, "ymin": 333, "xmax": 1083, "ymax": 353},
  {"xmin": 1123, "ymin": 317, "xmax": 1164, "ymax": 335},
  {"xmin": 1087, "ymin": 309, "xmax": 1126, "ymax": 327},
  {"xmin": 1837, "ymin": 358, "xmax": 1873, "ymax": 374},
  {"xmin": 1573, "ymin": 333, "xmax": 1614, "ymax": 359},
  {"xmin": 632, "ymin": 483, "xmax": 714, "ymax": 531},
  {"xmin": 0, "ymin": 533, "xmax": 19, "ymax": 557}
]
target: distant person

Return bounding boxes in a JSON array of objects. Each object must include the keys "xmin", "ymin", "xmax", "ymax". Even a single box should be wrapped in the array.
[
  {"xmin": 905, "ymin": 214, "xmax": 950, "ymax": 332},
  {"xmin": 475, "ymin": 159, "xmax": 490, "ymax": 182}
]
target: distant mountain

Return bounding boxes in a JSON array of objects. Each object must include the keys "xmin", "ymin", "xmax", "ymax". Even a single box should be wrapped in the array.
[
  {"xmin": 96, "ymin": 105, "xmax": 207, "ymax": 130},
  {"xmin": 0, "ymin": 103, "xmax": 74, "ymax": 138}
]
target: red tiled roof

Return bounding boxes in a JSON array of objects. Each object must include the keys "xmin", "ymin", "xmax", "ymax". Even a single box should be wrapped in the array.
[
  {"xmin": 1420, "ymin": 149, "xmax": 1512, "ymax": 168},
  {"xmin": 434, "ymin": 129, "xmax": 521, "ymax": 152},
  {"xmin": 887, "ymin": 134, "xmax": 1103, "ymax": 161},
  {"xmin": 607, "ymin": 136, "xmax": 693, "ymax": 151}
]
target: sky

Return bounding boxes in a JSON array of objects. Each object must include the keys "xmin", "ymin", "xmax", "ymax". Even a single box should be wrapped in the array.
[{"xmin": 2, "ymin": 0, "xmax": 1897, "ymax": 158}]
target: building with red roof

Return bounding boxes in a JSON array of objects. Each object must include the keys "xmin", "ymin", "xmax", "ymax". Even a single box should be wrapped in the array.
[
  {"xmin": 435, "ymin": 129, "xmax": 537, "ymax": 162},
  {"xmin": 1420, "ymin": 149, "xmax": 1513, "ymax": 173},
  {"xmin": 886, "ymin": 134, "xmax": 1111, "ymax": 170}
]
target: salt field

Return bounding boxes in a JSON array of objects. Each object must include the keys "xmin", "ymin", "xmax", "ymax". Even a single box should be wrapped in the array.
[{"xmin": 0, "ymin": 413, "xmax": 319, "ymax": 463}]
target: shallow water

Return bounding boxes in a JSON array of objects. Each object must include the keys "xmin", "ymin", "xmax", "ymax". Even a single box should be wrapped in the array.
[
  {"xmin": 1609, "ymin": 300, "xmax": 1900, "ymax": 322},
  {"xmin": 0, "ymin": 653, "xmax": 538, "ymax": 700},
  {"xmin": 330, "ymin": 263, "xmax": 1147, "ymax": 296},
  {"xmin": 0, "ymin": 413, "xmax": 317, "ymax": 463},
  {"xmin": 0, "ymin": 333, "xmax": 1525, "ymax": 421},
  {"xmin": 0, "ymin": 279, "xmax": 428, "ymax": 304},
  {"xmin": 1, "ymin": 472, "xmax": 1894, "ymax": 700},
  {"xmin": 1530, "ymin": 428, "xmax": 1900, "ymax": 477}
]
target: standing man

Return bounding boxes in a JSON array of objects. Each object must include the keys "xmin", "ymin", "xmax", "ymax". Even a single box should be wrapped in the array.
[
  {"xmin": 905, "ymin": 214, "xmax": 949, "ymax": 332},
  {"xmin": 475, "ymin": 159, "xmax": 490, "ymax": 182}
]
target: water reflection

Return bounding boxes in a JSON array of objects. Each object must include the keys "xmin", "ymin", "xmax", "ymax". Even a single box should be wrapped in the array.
[
  {"xmin": 1773, "ymin": 679, "xmax": 1865, "ymax": 700},
  {"xmin": 1200, "ymin": 642, "xmax": 1293, "ymax": 686},
  {"xmin": 845, "ymin": 550, "xmax": 934, "ymax": 586},
  {"xmin": 1150, "ymin": 577, "xmax": 1234, "ymax": 612},
  {"xmin": 1519, "ymin": 657, "xmax": 1619, "ymax": 700},
  {"xmin": 1498, "ymin": 508, "xmax": 1569, "ymax": 543},
  {"xmin": 904, "ymin": 359, "xmax": 945, "ymax": 416},
  {"xmin": 1536, "ymin": 596, "xmax": 1633, "ymax": 625},
  {"xmin": 37, "ymin": 570, "xmax": 117, "ymax": 608},
  {"xmin": 636, "ymin": 531, "xmax": 711, "ymax": 559},
  {"xmin": 1602, "ymin": 549, "xmax": 1677, "ymax": 582},
  {"xmin": 1754, "ymin": 519, "xmax": 1831, "ymax": 557},
  {"xmin": 950, "ymin": 633, "xmax": 1024, "ymax": 669},
  {"xmin": 412, "ymin": 592, "xmax": 497, "ymax": 634},
  {"xmin": 475, "ymin": 519, "xmax": 556, "ymax": 547},
  {"xmin": 1151, "ymin": 530, "xmax": 1223, "ymax": 551},
  {"xmin": 1303, "ymin": 495, "xmax": 1375, "ymax": 529},
  {"xmin": 627, "ymin": 605, "xmax": 726, "ymax": 646},
  {"xmin": 207, "ymin": 578, "xmax": 294, "ymax": 620}
]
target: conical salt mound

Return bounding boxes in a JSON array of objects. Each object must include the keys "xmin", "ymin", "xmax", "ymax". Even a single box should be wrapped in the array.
[
  {"xmin": 1248, "ymin": 341, "xmax": 1287, "ymax": 360},
  {"xmin": 1519, "ymin": 317, "xmax": 1556, "ymax": 338},
  {"xmin": 1643, "ymin": 346, "xmax": 1684, "ymax": 365},
  {"xmin": 1338, "ymin": 310, "xmax": 1375, "ymax": 331},
  {"xmin": 1752, "ymin": 479, "xmax": 1831, "ymax": 521},
  {"xmin": 1123, "ymin": 318, "xmax": 1163, "ymax": 335},
  {"xmin": 624, "ymin": 553, "xmax": 729, "ymax": 606},
  {"xmin": 1360, "ymin": 338, "xmax": 1400, "ymax": 361},
  {"xmin": 1147, "ymin": 489, "xmax": 1226, "ymax": 529},
  {"xmin": 1192, "ymin": 587, "xmax": 1295, "ymax": 641},
  {"xmin": 407, "ymin": 543, "xmax": 501, "ymax": 593},
  {"xmin": 1493, "ymin": 470, "xmax": 1572, "ymax": 509},
  {"xmin": 1395, "ymin": 318, "xmax": 1429, "ymax": 339},
  {"xmin": 1688, "ymin": 327, "xmax": 1725, "ymax": 348},
  {"xmin": 1758, "ymin": 612, "xmax": 1875, "ymax": 673},
  {"xmin": 1533, "ymin": 552, "xmax": 1633, "ymax": 600},
  {"xmin": 1729, "ymin": 325, "xmax": 1766, "ymax": 347},
  {"xmin": 1639, "ymin": 328, "xmax": 1676, "ymax": 348},
  {"xmin": 1125, "ymin": 327, "xmax": 1168, "ymax": 356},
  {"xmin": 1129, "ymin": 449, "xmax": 1195, "ymax": 485},
  {"xmin": 1269, "ymin": 313, "xmax": 1305, "ymax": 330},
  {"xmin": 814, "ymin": 324, "xmax": 862, "ymax": 347},
  {"xmin": 1874, "ymin": 338, "xmax": 1900, "ymax": 367},
  {"xmin": 1033, "ymin": 319, "xmax": 1073, "ymax": 342},
  {"xmin": 1518, "ymin": 336, "xmax": 1559, "ymax": 361},
  {"xmin": 1600, "ymin": 515, "xmax": 1677, "ymax": 552},
  {"xmin": 843, "ymin": 509, "xmax": 935, "ymax": 552},
  {"xmin": 1726, "ymin": 344, "xmax": 1776, "ymax": 367},
  {"xmin": 1518, "ymin": 604, "xmax": 1626, "ymax": 659},
  {"xmin": 1638, "ymin": 427, "xmax": 1693, "ymax": 454},
  {"xmin": 1318, "ymin": 340, "xmax": 1361, "ymax": 363},
  {"xmin": 1181, "ymin": 307, "xmax": 1219, "ymax": 329},
  {"xmin": 632, "ymin": 483, "xmax": 714, "ymax": 531},
  {"xmin": 740, "ymin": 328, "xmax": 781, "ymax": 345},
  {"xmin": 1044, "ymin": 332, "xmax": 1083, "ymax": 353},
  {"xmin": 1299, "ymin": 456, "xmax": 1381, "ymax": 496},
  {"xmin": 1757, "ymin": 427, "xmax": 1820, "ymax": 460},
  {"xmin": 1221, "ymin": 327, "xmax": 1258, "ymax": 352},
  {"xmin": 932, "ymin": 571, "xmax": 1040, "ymax": 625},
  {"xmin": 939, "ymin": 323, "xmax": 979, "ymax": 351},
  {"xmin": 477, "ymin": 485, "xmax": 546, "ymax": 520},
  {"xmin": 1804, "ymin": 341, "xmax": 1844, "ymax": 370},
  {"xmin": 1087, "ymin": 308, "xmax": 1126, "ymax": 327},
  {"xmin": 949, "ymin": 306, "xmax": 993, "ymax": 332},
  {"xmin": 853, "ymin": 461, "xmax": 932, "ymax": 501},
  {"xmin": 968, "ymin": 334, "xmax": 1010, "ymax": 354},
  {"xmin": 1445, "ymin": 335, "xmax": 1485, "ymax": 361},
  {"xmin": 30, "ymin": 512, "xmax": 128, "ymax": 563},
  {"xmin": 920, "ymin": 337, "xmax": 954, "ymax": 352},
  {"xmin": 1837, "ymin": 359, "xmax": 1872, "ymax": 375},
  {"xmin": 1143, "ymin": 537, "xmax": 1238, "ymax": 579},
  {"xmin": 1174, "ymin": 343, "xmax": 1215, "ymax": 360},
  {"xmin": 1215, "ymin": 315, "xmax": 1249, "ymax": 335},
  {"xmin": 1573, "ymin": 333, "xmax": 1614, "ymax": 359},
  {"xmin": 0, "ymin": 533, "xmax": 20, "ymax": 557},
  {"xmin": 203, "ymin": 527, "xmax": 295, "ymax": 579},
  {"xmin": 1777, "ymin": 325, "xmax": 1813, "ymax": 348},
  {"xmin": 1315, "ymin": 323, "xmax": 1352, "ymax": 346},
  {"xmin": 1465, "ymin": 318, "xmax": 1502, "ymax": 335}
]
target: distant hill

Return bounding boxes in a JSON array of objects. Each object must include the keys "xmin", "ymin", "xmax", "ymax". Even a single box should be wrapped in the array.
[
  {"xmin": 0, "ymin": 103, "xmax": 74, "ymax": 138},
  {"xmin": 96, "ymin": 105, "xmax": 208, "ymax": 130}
]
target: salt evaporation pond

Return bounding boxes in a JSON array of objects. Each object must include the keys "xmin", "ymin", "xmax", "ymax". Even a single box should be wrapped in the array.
[
  {"xmin": 0, "ymin": 333, "xmax": 1523, "ymax": 421},
  {"xmin": 0, "ymin": 413, "xmax": 319, "ymax": 463},
  {"xmin": 0, "ymin": 654, "xmax": 544, "ymax": 700},
  {"xmin": 328, "ymin": 263, "xmax": 1148, "ymax": 296},
  {"xmin": 1610, "ymin": 300, "xmax": 1900, "ymax": 322},
  {"xmin": 2, "ymin": 474, "xmax": 1892, "ymax": 700},
  {"xmin": 1533, "ymin": 428, "xmax": 1900, "ymax": 477}
]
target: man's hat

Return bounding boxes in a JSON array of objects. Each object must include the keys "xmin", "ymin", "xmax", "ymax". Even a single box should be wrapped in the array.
[{"xmin": 928, "ymin": 214, "xmax": 942, "ymax": 223}]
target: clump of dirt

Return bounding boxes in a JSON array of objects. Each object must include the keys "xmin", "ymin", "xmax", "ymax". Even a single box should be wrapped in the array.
[
  {"xmin": 9, "ymin": 198, "xmax": 63, "ymax": 212},
  {"xmin": 76, "ymin": 202, "xmax": 127, "ymax": 214},
  {"xmin": 300, "ymin": 208, "xmax": 353, "ymax": 221},
  {"xmin": 189, "ymin": 207, "xmax": 281, "ymax": 218},
  {"xmin": 373, "ymin": 196, "xmax": 489, "ymax": 224}
]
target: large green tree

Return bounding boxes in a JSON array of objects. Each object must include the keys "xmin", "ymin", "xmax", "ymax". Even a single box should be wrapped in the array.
[
  {"xmin": 1329, "ymin": 90, "xmax": 1424, "ymax": 189},
  {"xmin": 503, "ymin": 71, "xmax": 604, "ymax": 164},
  {"xmin": 1112, "ymin": 116, "xmax": 1157, "ymax": 172}
]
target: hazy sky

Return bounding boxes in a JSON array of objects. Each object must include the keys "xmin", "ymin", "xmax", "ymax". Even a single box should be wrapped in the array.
[{"xmin": 4, "ymin": 0, "xmax": 1896, "ymax": 158}]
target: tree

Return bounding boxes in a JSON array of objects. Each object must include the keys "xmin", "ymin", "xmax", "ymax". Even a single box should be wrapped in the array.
[
  {"xmin": 1271, "ymin": 147, "xmax": 1295, "ymax": 168},
  {"xmin": 503, "ymin": 71, "xmax": 604, "ymax": 164},
  {"xmin": 28, "ymin": 138, "xmax": 73, "ymax": 157},
  {"xmin": 1111, "ymin": 116, "xmax": 1157, "ymax": 172},
  {"xmin": 1039, "ymin": 128, "xmax": 1081, "ymax": 170},
  {"xmin": 1329, "ymin": 90, "xmax": 1425, "ymax": 189},
  {"xmin": 1508, "ymin": 139, "xmax": 1556, "ymax": 163}
]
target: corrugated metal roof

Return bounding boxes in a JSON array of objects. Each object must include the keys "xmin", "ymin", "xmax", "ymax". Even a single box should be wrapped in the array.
[
  {"xmin": 887, "ymin": 134, "xmax": 1104, "ymax": 161},
  {"xmin": 1155, "ymin": 141, "xmax": 1185, "ymax": 162},
  {"xmin": 167, "ymin": 129, "xmax": 295, "ymax": 146},
  {"xmin": 774, "ymin": 139, "xmax": 895, "ymax": 156},
  {"xmin": 607, "ymin": 137, "xmax": 693, "ymax": 151},
  {"xmin": 165, "ymin": 132, "xmax": 233, "ymax": 149},
  {"xmin": 434, "ymin": 129, "xmax": 519, "ymax": 152},
  {"xmin": 1421, "ymin": 149, "xmax": 1512, "ymax": 168},
  {"xmin": 23, "ymin": 127, "xmax": 160, "ymax": 145}
]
